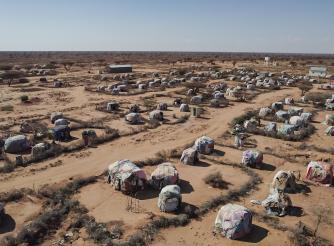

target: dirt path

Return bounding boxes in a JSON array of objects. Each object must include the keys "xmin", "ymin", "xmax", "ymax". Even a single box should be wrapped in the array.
[{"xmin": 0, "ymin": 88, "xmax": 300, "ymax": 192}]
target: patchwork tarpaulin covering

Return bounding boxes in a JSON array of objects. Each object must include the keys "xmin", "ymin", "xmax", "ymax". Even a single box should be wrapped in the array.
[
  {"xmin": 271, "ymin": 170, "xmax": 297, "ymax": 193},
  {"xmin": 180, "ymin": 147, "xmax": 198, "ymax": 165},
  {"xmin": 138, "ymin": 83, "xmax": 147, "ymax": 90},
  {"xmin": 284, "ymin": 97, "xmax": 294, "ymax": 105},
  {"xmin": 326, "ymin": 103, "xmax": 334, "ymax": 110},
  {"xmin": 213, "ymin": 91, "xmax": 225, "ymax": 99},
  {"xmin": 179, "ymin": 103, "xmax": 190, "ymax": 112},
  {"xmin": 214, "ymin": 204, "xmax": 252, "ymax": 239},
  {"xmin": 271, "ymin": 102, "xmax": 283, "ymax": 111},
  {"xmin": 243, "ymin": 119, "xmax": 258, "ymax": 131},
  {"xmin": 108, "ymin": 160, "xmax": 147, "ymax": 192},
  {"xmin": 232, "ymin": 124, "xmax": 245, "ymax": 134},
  {"xmin": 51, "ymin": 125, "xmax": 71, "ymax": 141},
  {"xmin": 149, "ymin": 110, "xmax": 163, "ymax": 121},
  {"xmin": 300, "ymin": 112, "xmax": 312, "ymax": 123},
  {"xmin": 289, "ymin": 116, "xmax": 305, "ymax": 127},
  {"xmin": 158, "ymin": 185, "xmax": 181, "ymax": 212},
  {"xmin": 20, "ymin": 121, "xmax": 33, "ymax": 133},
  {"xmin": 125, "ymin": 113, "xmax": 141, "ymax": 124},
  {"xmin": 4, "ymin": 135, "xmax": 30, "ymax": 154},
  {"xmin": 288, "ymin": 107, "xmax": 303, "ymax": 116},
  {"xmin": 260, "ymin": 190, "xmax": 292, "ymax": 216},
  {"xmin": 150, "ymin": 162, "xmax": 179, "ymax": 190},
  {"xmin": 305, "ymin": 161, "xmax": 333, "ymax": 185},
  {"xmin": 278, "ymin": 124, "xmax": 296, "ymax": 135},
  {"xmin": 242, "ymin": 150, "xmax": 263, "ymax": 168},
  {"xmin": 54, "ymin": 118, "xmax": 70, "ymax": 126},
  {"xmin": 174, "ymin": 98, "xmax": 182, "ymax": 106},
  {"xmin": 129, "ymin": 104, "xmax": 140, "ymax": 113},
  {"xmin": 210, "ymin": 99, "xmax": 220, "ymax": 107},
  {"xmin": 325, "ymin": 114, "xmax": 334, "ymax": 126},
  {"xmin": 190, "ymin": 95, "xmax": 203, "ymax": 104},
  {"xmin": 194, "ymin": 136, "xmax": 214, "ymax": 154},
  {"xmin": 275, "ymin": 110, "xmax": 290, "ymax": 121},
  {"xmin": 107, "ymin": 102, "xmax": 119, "ymax": 111},
  {"xmin": 265, "ymin": 122, "xmax": 277, "ymax": 134},
  {"xmin": 157, "ymin": 103, "xmax": 168, "ymax": 111},
  {"xmin": 31, "ymin": 142, "xmax": 49, "ymax": 157},
  {"xmin": 50, "ymin": 112, "xmax": 63, "ymax": 123},
  {"xmin": 325, "ymin": 126, "xmax": 334, "ymax": 136},
  {"xmin": 187, "ymin": 89, "xmax": 194, "ymax": 96},
  {"xmin": 258, "ymin": 107, "xmax": 272, "ymax": 118}
]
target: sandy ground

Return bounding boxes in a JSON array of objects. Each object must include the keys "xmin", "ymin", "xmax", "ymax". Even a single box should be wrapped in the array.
[{"xmin": 1, "ymin": 57, "xmax": 334, "ymax": 245}]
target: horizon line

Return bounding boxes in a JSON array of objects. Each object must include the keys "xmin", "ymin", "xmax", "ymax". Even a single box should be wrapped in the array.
[{"xmin": 0, "ymin": 50, "xmax": 333, "ymax": 56}]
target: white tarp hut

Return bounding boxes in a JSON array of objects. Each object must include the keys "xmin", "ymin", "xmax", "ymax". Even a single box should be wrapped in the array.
[
  {"xmin": 107, "ymin": 160, "xmax": 147, "ymax": 193},
  {"xmin": 214, "ymin": 204, "xmax": 252, "ymax": 239},
  {"xmin": 4, "ymin": 135, "xmax": 30, "ymax": 154},
  {"xmin": 150, "ymin": 163, "xmax": 179, "ymax": 190},
  {"xmin": 180, "ymin": 147, "xmax": 198, "ymax": 165},
  {"xmin": 158, "ymin": 185, "xmax": 182, "ymax": 212},
  {"xmin": 194, "ymin": 136, "xmax": 214, "ymax": 154}
]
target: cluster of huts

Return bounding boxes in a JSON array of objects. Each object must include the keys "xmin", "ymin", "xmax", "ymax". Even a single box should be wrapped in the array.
[
  {"xmin": 97, "ymin": 75, "xmax": 186, "ymax": 95},
  {"xmin": 244, "ymin": 98, "xmax": 314, "ymax": 138},
  {"xmin": 29, "ymin": 68, "xmax": 57, "ymax": 76},
  {"xmin": 106, "ymin": 136, "xmax": 214, "ymax": 212},
  {"xmin": 1, "ymin": 111, "xmax": 99, "ymax": 160},
  {"xmin": 102, "ymin": 99, "xmax": 191, "ymax": 125},
  {"xmin": 325, "ymin": 94, "xmax": 334, "ymax": 111},
  {"xmin": 318, "ymin": 83, "xmax": 334, "ymax": 90},
  {"xmin": 105, "ymin": 133, "xmax": 332, "ymax": 240},
  {"xmin": 107, "ymin": 159, "xmax": 181, "ymax": 212},
  {"xmin": 215, "ymin": 152, "xmax": 333, "ymax": 240}
]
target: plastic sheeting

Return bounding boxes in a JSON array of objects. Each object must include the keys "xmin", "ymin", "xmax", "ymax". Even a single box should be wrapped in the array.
[
  {"xmin": 214, "ymin": 204, "xmax": 252, "ymax": 239},
  {"xmin": 260, "ymin": 190, "xmax": 292, "ymax": 216},
  {"xmin": 271, "ymin": 170, "xmax": 297, "ymax": 193},
  {"xmin": 278, "ymin": 124, "xmax": 296, "ymax": 135},
  {"xmin": 149, "ymin": 110, "xmax": 163, "ymax": 121},
  {"xmin": 305, "ymin": 161, "xmax": 333, "ymax": 185},
  {"xmin": 180, "ymin": 103, "xmax": 190, "ymax": 112},
  {"xmin": 325, "ymin": 126, "xmax": 334, "ymax": 136},
  {"xmin": 150, "ymin": 163, "xmax": 179, "ymax": 190},
  {"xmin": 108, "ymin": 160, "xmax": 147, "ymax": 192},
  {"xmin": 194, "ymin": 136, "xmax": 214, "ymax": 154},
  {"xmin": 180, "ymin": 147, "xmax": 198, "ymax": 165},
  {"xmin": 259, "ymin": 107, "xmax": 272, "ymax": 118},
  {"xmin": 50, "ymin": 112, "xmax": 63, "ymax": 123},
  {"xmin": 158, "ymin": 185, "xmax": 181, "ymax": 212},
  {"xmin": 242, "ymin": 150, "xmax": 263, "ymax": 168},
  {"xmin": 125, "ymin": 113, "xmax": 141, "ymax": 124},
  {"xmin": 4, "ymin": 135, "xmax": 30, "ymax": 154},
  {"xmin": 54, "ymin": 118, "xmax": 70, "ymax": 126},
  {"xmin": 265, "ymin": 122, "xmax": 277, "ymax": 135}
]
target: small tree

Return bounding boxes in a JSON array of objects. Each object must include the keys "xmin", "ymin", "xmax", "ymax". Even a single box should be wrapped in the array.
[
  {"xmin": 20, "ymin": 95, "xmax": 29, "ymax": 103},
  {"xmin": 0, "ymin": 70, "xmax": 24, "ymax": 86},
  {"xmin": 61, "ymin": 61, "xmax": 74, "ymax": 72},
  {"xmin": 232, "ymin": 61, "xmax": 236, "ymax": 67},
  {"xmin": 297, "ymin": 82, "xmax": 313, "ymax": 96},
  {"xmin": 0, "ymin": 64, "xmax": 13, "ymax": 71},
  {"xmin": 312, "ymin": 206, "xmax": 332, "ymax": 239}
]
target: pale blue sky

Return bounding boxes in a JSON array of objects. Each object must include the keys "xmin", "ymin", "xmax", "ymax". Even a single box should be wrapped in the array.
[{"xmin": 0, "ymin": 0, "xmax": 333, "ymax": 53}]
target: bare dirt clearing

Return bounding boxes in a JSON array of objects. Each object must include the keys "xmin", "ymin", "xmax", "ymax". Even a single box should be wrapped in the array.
[{"xmin": 0, "ymin": 52, "xmax": 334, "ymax": 246}]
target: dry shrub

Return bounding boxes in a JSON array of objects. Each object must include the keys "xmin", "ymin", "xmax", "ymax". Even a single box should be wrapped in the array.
[
  {"xmin": 203, "ymin": 172, "xmax": 230, "ymax": 189},
  {"xmin": 231, "ymin": 110, "xmax": 257, "ymax": 127},
  {"xmin": 0, "ymin": 188, "xmax": 34, "ymax": 203},
  {"xmin": 305, "ymin": 92, "xmax": 332, "ymax": 106},
  {"xmin": 1, "ymin": 104, "xmax": 14, "ymax": 111}
]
